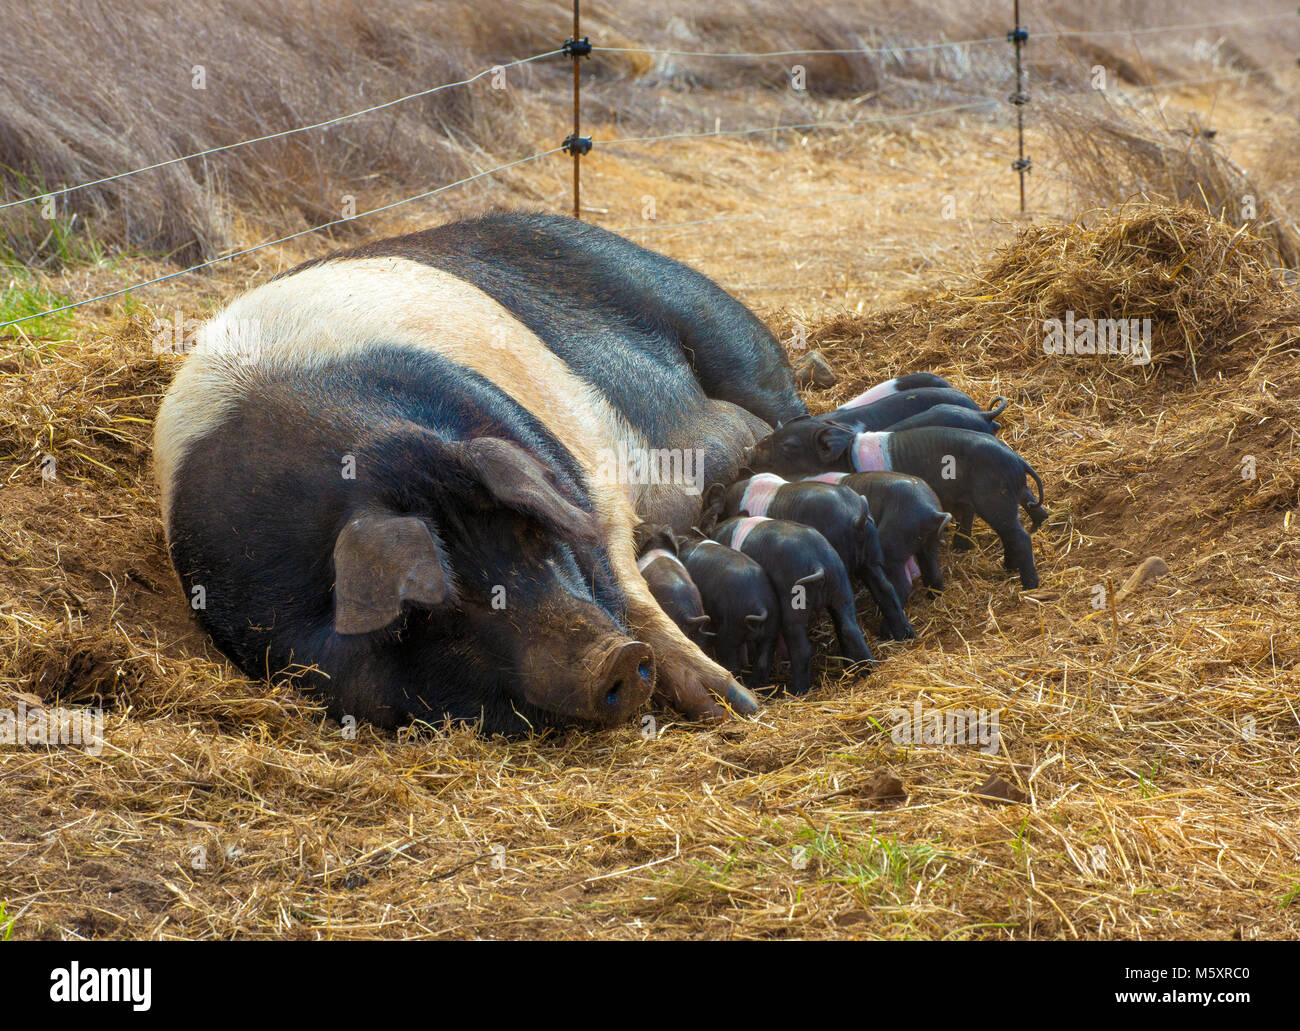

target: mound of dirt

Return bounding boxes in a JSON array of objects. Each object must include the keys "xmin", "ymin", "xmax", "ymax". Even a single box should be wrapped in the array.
[{"xmin": 789, "ymin": 201, "xmax": 1300, "ymax": 384}]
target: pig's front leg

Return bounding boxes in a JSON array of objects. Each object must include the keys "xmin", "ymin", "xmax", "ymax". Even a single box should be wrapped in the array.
[{"xmin": 600, "ymin": 498, "xmax": 759, "ymax": 719}]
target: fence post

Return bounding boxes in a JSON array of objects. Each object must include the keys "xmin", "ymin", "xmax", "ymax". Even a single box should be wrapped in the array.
[
  {"xmin": 1007, "ymin": 0, "xmax": 1030, "ymax": 214},
  {"xmin": 562, "ymin": 1, "xmax": 593, "ymax": 219}
]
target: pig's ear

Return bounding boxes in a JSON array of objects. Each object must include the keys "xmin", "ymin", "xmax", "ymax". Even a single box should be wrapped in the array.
[
  {"xmin": 814, "ymin": 423, "xmax": 853, "ymax": 464},
  {"xmin": 454, "ymin": 437, "xmax": 599, "ymax": 542},
  {"xmin": 631, "ymin": 522, "xmax": 656, "ymax": 555},
  {"xmin": 333, "ymin": 514, "xmax": 452, "ymax": 635},
  {"xmin": 633, "ymin": 522, "xmax": 677, "ymax": 556}
]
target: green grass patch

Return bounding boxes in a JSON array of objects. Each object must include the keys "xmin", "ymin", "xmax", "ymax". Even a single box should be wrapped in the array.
[
  {"xmin": 796, "ymin": 825, "xmax": 946, "ymax": 905},
  {"xmin": 1, "ymin": 271, "xmax": 72, "ymax": 339}
]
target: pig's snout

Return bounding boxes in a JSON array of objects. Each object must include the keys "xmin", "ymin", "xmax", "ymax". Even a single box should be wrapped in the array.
[
  {"xmin": 521, "ymin": 637, "xmax": 653, "ymax": 725},
  {"xmin": 591, "ymin": 640, "xmax": 655, "ymax": 724}
]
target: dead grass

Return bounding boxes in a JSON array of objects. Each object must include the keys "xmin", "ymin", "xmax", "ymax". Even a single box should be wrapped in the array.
[
  {"xmin": 1042, "ymin": 100, "xmax": 1300, "ymax": 267},
  {"xmin": 3, "ymin": 200, "xmax": 1299, "ymax": 939},
  {"xmin": 0, "ymin": 0, "xmax": 552, "ymax": 264},
  {"xmin": 7, "ymin": 0, "xmax": 1295, "ymax": 269}
]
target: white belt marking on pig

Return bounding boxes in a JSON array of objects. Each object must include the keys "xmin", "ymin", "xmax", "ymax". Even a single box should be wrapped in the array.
[
  {"xmin": 838, "ymin": 377, "xmax": 898, "ymax": 411},
  {"xmin": 154, "ymin": 256, "xmax": 647, "ymax": 529},
  {"xmin": 738, "ymin": 473, "xmax": 785, "ymax": 516},
  {"xmin": 803, "ymin": 472, "xmax": 847, "ymax": 485},
  {"xmin": 729, "ymin": 515, "xmax": 770, "ymax": 553},
  {"xmin": 637, "ymin": 548, "xmax": 684, "ymax": 573},
  {"xmin": 851, "ymin": 432, "xmax": 892, "ymax": 472}
]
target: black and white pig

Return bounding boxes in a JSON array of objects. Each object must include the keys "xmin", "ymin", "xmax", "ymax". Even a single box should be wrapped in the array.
[
  {"xmin": 885, "ymin": 400, "xmax": 1006, "ymax": 436},
  {"xmin": 829, "ymin": 388, "xmax": 991, "ymax": 432},
  {"xmin": 712, "ymin": 516, "xmax": 875, "ymax": 695},
  {"xmin": 747, "ymin": 420, "xmax": 1048, "ymax": 589},
  {"xmin": 632, "ymin": 523, "xmax": 710, "ymax": 646},
  {"xmin": 676, "ymin": 534, "xmax": 782, "ymax": 689},
  {"xmin": 838, "ymin": 373, "xmax": 954, "ymax": 408},
  {"xmin": 803, "ymin": 472, "xmax": 951, "ymax": 604},
  {"xmin": 705, "ymin": 473, "xmax": 913, "ymax": 641},
  {"xmin": 154, "ymin": 212, "xmax": 807, "ymax": 735}
]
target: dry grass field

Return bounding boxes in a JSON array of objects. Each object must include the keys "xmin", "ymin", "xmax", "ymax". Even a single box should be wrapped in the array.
[{"xmin": 1, "ymin": 0, "xmax": 1298, "ymax": 939}]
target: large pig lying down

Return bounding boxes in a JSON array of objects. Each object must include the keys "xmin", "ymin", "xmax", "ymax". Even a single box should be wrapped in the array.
[{"xmin": 153, "ymin": 212, "xmax": 806, "ymax": 735}]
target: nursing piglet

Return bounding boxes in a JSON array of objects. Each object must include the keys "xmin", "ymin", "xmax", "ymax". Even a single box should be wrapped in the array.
[
  {"xmin": 712, "ymin": 516, "xmax": 874, "ymax": 695},
  {"xmin": 830, "ymin": 387, "xmax": 984, "ymax": 432},
  {"xmin": 885, "ymin": 399, "xmax": 1006, "ymax": 436},
  {"xmin": 676, "ymin": 535, "xmax": 781, "ymax": 690},
  {"xmin": 803, "ymin": 471, "xmax": 951, "ymax": 604},
  {"xmin": 633, "ymin": 524, "xmax": 711, "ymax": 647},
  {"xmin": 708, "ymin": 473, "xmax": 912, "ymax": 641}
]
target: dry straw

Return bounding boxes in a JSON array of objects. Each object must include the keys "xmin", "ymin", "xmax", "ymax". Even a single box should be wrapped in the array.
[{"xmin": 2, "ymin": 201, "xmax": 1298, "ymax": 938}]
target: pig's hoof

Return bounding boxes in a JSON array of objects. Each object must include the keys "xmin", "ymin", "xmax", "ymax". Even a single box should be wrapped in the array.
[
  {"xmin": 655, "ymin": 653, "xmax": 757, "ymax": 721},
  {"xmin": 722, "ymin": 678, "xmax": 760, "ymax": 716}
]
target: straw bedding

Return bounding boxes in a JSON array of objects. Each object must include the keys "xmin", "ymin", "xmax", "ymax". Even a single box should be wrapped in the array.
[{"xmin": 1, "ymin": 202, "xmax": 1297, "ymax": 939}]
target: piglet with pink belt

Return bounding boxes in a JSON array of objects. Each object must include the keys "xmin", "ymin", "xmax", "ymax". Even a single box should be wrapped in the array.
[
  {"xmin": 704, "ymin": 473, "xmax": 912, "ymax": 642},
  {"xmin": 711, "ymin": 515, "xmax": 874, "ymax": 696},
  {"xmin": 803, "ymin": 471, "xmax": 951, "ymax": 605}
]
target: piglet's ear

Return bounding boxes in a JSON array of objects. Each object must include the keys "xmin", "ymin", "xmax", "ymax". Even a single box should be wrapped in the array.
[
  {"xmin": 814, "ymin": 423, "xmax": 853, "ymax": 465},
  {"xmin": 633, "ymin": 522, "xmax": 677, "ymax": 556},
  {"xmin": 333, "ymin": 514, "xmax": 451, "ymax": 635},
  {"xmin": 631, "ymin": 522, "xmax": 655, "ymax": 555},
  {"xmin": 454, "ymin": 437, "xmax": 599, "ymax": 543}
]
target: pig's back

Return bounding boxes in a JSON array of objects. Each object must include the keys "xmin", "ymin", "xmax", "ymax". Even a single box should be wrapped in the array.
[
  {"xmin": 283, "ymin": 211, "xmax": 805, "ymax": 439},
  {"xmin": 155, "ymin": 254, "xmax": 635, "ymax": 526}
]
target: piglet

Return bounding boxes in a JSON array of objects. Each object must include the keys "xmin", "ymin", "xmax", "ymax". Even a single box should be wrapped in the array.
[
  {"xmin": 712, "ymin": 516, "xmax": 874, "ymax": 695},
  {"xmin": 676, "ymin": 535, "xmax": 781, "ymax": 690},
  {"xmin": 839, "ymin": 372, "xmax": 954, "ymax": 409},
  {"xmin": 803, "ymin": 471, "xmax": 951, "ymax": 605},
  {"xmin": 885, "ymin": 399, "xmax": 1006, "ymax": 436},
  {"xmin": 748, "ymin": 422, "xmax": 1047, "ymax": 589},
  {"xmin": 633, "ymin": 524, "xmax": 712, "ymax": 647},
  {"xmin": 707, "ymin": 473, "xmax": 913, "ymax": 641},
  {"xmin": 830, "ymin": 387, "xmax": 981, "ymax": 432}
]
